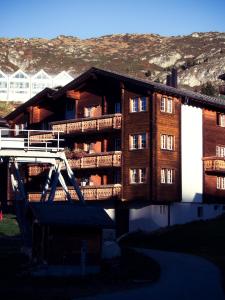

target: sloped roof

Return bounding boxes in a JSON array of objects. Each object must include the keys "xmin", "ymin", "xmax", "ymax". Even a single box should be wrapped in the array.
[
  {"xmin": 5, "ymin": 67, "xmax": 225, "ymax": 122},
  {"xmin": 29, "ymin": 202, "xmax": 115, "ymax": 228},
  {"xmin": 5, "ymin": 87, "xmax": 55, "ymax": 120},
  {"xmin": 54, "ymin": 67, "xmax": 225, "ymax": 109}
]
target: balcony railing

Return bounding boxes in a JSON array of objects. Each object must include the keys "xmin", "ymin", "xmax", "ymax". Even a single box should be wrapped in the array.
[
  {"xmin": 67, "ymin": 151, "xmax": 121, "ymax": 169},
  {"xmin": 203, "ymin": 157, "xmax": 225, "ymax": 172},
  {"xmin": 28, "ymin": 151, "xmax": 122, "ymax": 175},
  {"xmin": 50, "ymin": 114, "xmax": 122, "ymax": 134},
  {"xmin": 28, "ymin": 184, "xmax": 122, "ymax": 201}
]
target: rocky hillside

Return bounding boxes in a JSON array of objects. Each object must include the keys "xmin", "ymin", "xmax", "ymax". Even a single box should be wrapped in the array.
[{"xmin": 1, "ymin": 32, "xmax": 225, "ymax": 90}]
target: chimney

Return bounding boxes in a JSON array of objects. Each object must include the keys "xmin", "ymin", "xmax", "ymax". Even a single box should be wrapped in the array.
[
  {"xmin": 166, "ymin": 74, "xmax": 172, "ymax": 86},
  {"xmin": 171, "ymin": 68, "xmax": 177, "ymax": 88},
  {"xmin": 166, "ymin": 68, "xmax": 177, "ymax": 88}
]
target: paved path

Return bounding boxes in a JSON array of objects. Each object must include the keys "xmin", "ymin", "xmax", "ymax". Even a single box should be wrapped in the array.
[{"xmin": 77, "ymin": 248, "xmax": 225, "ymax": 300}]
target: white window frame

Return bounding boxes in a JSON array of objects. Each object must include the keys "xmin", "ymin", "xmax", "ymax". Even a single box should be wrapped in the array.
[
  {"xmin": 130, "ymin": 133, "xmax": 147, "ymax": 150},
  {"xmin": 130, "ymin": 96, "xmax": 147, "ymax": 113},
  {"xmin": 160, "ymin": 96, "xmax": 173, "ymax": 113},
  {"xmin": 167, "ymin": 97, "xmax": 173, "ymax": 113},
  {"xmin": 161, "ymin": 168, "xmax": 174, "ymax": 184},
  {"xmin": 219, "ymin": 114, "xmax": 225, "ymax": 127},
  {"xmin": 140, "ymin": 133, "xmax": 146, "ymax": 149},
  {"xmin": 130, "ymin": 168, "xmax": 138, "ymax": 183},
  {"xmin": 130, "ymin": 134, "xmax": 139, "ymax": 150},
  {"xmin": 161, "ymin": 134, "xmax": 174, "ymax": 151},
  {"xmin": 140, "ymin": 97, "xmax": 147, "ymax": 112},
  {"xmin": 216, "ymin": 145, "xmax": 225, "ymax": 157},
  {"xmin": 160, "ymin": 96, "xmax": 166, "ymax": 112},
  {"xmin": 139, "ymin": 168, "xmax": 146, "ymax": 183},
  {"xmin": 130, "ymin": 97, "xmax": 139, "ymax": 112},
  {"xmin": 217, "ymin": 177, "xmax": 225, "ymax": 189},
  {"xmin": 130, "ymin": 168, "xmax": 147, "ymax": 184}
]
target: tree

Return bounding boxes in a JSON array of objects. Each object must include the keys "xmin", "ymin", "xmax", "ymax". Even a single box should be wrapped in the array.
[{"xmin": 200, "ymin": 82, "xmax": 217, "ymax": 97}]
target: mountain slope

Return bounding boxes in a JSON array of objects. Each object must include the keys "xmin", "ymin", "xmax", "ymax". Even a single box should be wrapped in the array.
[{"xmin": 1, "ymin": 32, "xmax": 225, "ymax": 90}]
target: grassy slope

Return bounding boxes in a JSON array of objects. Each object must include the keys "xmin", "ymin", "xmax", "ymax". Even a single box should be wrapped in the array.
[{"xmin": 0, "ymin": 214, "xmax": 20, "ymax": 236}]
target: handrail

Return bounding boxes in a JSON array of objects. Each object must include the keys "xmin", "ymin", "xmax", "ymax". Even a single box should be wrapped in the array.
[
  {"xmin": 0, "ymin": 129, "xmax": 64, "ymax": 152},
  {"xmin": 50, "ymin": 113, "xmax": 122, "ymax": 125}
]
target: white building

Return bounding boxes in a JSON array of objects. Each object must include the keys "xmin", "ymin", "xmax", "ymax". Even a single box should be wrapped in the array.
[{"xmin": 0, "ymin": 69, "xmax": 73, "ymax": 103}]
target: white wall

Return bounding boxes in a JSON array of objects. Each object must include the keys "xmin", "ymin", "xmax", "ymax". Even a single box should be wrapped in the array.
[
  {"xmin": 181, "ymin": 105, "xmax": 203, "ymax": 202},
  {"xmin": 128, "ymin": 203, "xmax": 225, "ymax": 232},
  {"xmin": 129, "ymin": 205, "xmax": 168, "ymax": 232},
  {"xmin": 170, "ymin": 203, "xmax": 225, "ymax": 225}
]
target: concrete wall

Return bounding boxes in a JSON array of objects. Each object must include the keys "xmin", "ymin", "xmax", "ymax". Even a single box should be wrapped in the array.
[
  {"xmin": 129, "ymin": 203, "xmax": 225, "ymax": 232},
  {"xmin": 129, "ymin": 205, "xmax": 168, "ymax": 232}
]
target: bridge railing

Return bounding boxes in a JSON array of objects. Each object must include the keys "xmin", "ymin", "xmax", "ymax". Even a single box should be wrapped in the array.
[{"xmin": 0, "ymin": 129, "xmax": 64, "ymax": 152}]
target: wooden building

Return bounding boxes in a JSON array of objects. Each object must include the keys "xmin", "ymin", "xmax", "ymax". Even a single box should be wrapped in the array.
[{"xmin": 4, "ymin": 67, "xmax": 225, "ymax": 231}]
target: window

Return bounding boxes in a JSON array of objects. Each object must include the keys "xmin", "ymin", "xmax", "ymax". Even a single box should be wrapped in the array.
[
  {"xmin": 167, "ymin": 97, "xmax": 173, "ymax": 113},
  {"xmin": 84, "ymin": 107, "xmax": 93, "ymax": 118},
  {"xmin": 217, "ymin": 113, "xmax": 225, "ymax": 127},
  {"xmin": 161, "ymin": 168, "xmax": 174, "ymax": 184},
  {"xmin": 114, "ymin": 138, "xmax": 121, "ymax": 151},
  {"xmin": 115, "ymin": 102, "xmax": 121, "ymax": 113},
  {"xmin": 197, "ymin": 206, "xmax": 203, "ymax": 218},
  {"xmin": 130, "ymin": 133, "xmax": 147, "ymax": 150},
  {"xmin": 160, "ymin": 96, "xmax": 166, "ymax": 112},
  {"xmin": 139, "ymin": 168, "xmax": 146, "ymax": 183},
  {"xmin": 216, "ymin": 145, "xmax": 225, "ymax": 157},
  {"xmin": 130, "ymin": 96, "xmax": 147, "ymax": 112},
  {"xmin": 140, "ymin": 97, "xmax": 147, "ymax": 112},
  {"xmin": 140, "ymin": 133, "xmax": 146, "ymax": 149},
  {"xmin": 130, "ymin": 97, "xmax": 139, "ymax": 112},
  {"xmin": 0, "ymin": 82, "xmax": 7, "ymax": 88},
  {"xmin": 130, "ymin": 168, "xmax": 147, "ymax": 184},
  {"xmin": 161, "ymin": 134, "xmax": 174, "ymax": 150},
  {"xmin": 160, "ymin": 96, "xmax": 173, "ymax": 113},
  {"xmin": 114, "ymin": 169, "xmax": 121, "ymax": 184},
  {"xmin": 159, "ymin": 205, "xmax": 167, "ymax": 215},
  {"xmin": 217, "ymin": 177, "xmax": 225, "ymax": 189}
]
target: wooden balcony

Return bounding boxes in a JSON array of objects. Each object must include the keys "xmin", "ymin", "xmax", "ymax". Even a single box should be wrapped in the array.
[
  {"xmin": 67, "ymin": 151, "xmax": 121, "ymax": 169},
  {"xmin": 203, "ymin": 157, "xmax": 225, "ymax": 173},
  {"xmin": 28, "ymin": 184, "xmax": 122, "ymax": 201},
  {"xmin": 50, "ymin": 114, "xmax": 122, "ymax": 134},
  {"xmin": 28, "ymin": 151, "xmax": 121, "ymax": 175}
]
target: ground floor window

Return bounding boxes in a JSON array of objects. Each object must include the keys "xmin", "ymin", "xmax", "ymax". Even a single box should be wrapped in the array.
[
  {"xmin": 161, "ymin": 168, "xmax": 174, "ymax": 184},
  {"xmin": 217, "ymin": 176, "xmax": 225, "ymax": 190},
  {"xmin": 130, "ymin": 168, "xmax": 146, "ymax": 184}
]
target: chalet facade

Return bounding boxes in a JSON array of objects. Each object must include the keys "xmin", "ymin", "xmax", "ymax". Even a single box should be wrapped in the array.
[{"xmin": 4, "ymin": 67, "xmax": 225, "ymax": 232}]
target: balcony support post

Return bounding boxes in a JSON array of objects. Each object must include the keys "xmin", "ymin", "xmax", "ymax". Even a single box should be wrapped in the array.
[{"xmin": 40, "ymin": 164, "xmax": 55, "ymax": 202}]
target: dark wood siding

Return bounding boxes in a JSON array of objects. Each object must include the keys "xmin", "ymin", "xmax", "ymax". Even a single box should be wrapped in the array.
[
  {"xmin": 153, "ymin": 92, "xmax": 181, "ymax": 202},
  {"xmin": 203, "ymin": 109, "xmax": 225, "ymax": 202},
  {"xmin": 122, "ymin": 90, "xmax": 150, "ymax": 201}
]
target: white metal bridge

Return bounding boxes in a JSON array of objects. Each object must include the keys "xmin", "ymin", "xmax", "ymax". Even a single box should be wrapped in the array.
[{"xmin": 0, "ymin": 128, "xmax": 85, "ymax": 245}]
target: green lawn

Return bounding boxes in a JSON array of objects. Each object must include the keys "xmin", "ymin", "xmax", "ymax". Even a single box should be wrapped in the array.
[
  {"xmin": 120, "ymin": 214, "xmax": 225, "ymax": 290},
  {"xmin": 0, "ymin": 214, "xmax": 20, "ymax": 236}
]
